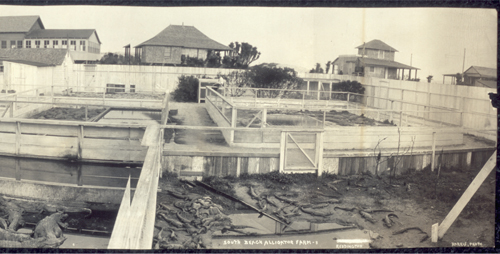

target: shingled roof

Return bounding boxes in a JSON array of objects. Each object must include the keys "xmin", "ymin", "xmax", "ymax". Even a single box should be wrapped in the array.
[
  {"xmin": 135, "ymin": 25, "xmax": 232, "ymax": 51},
  {"xmin": 0, "ymin": 16, "xmax": 44, "ymax": 33},
  {"xmin": 0, "ymin": 49, "xmax": 69, "ymax": 66},
  {"xmin": 356, "ymin": 39, "xmax": 398, "ymax": 52},
  {"xmin": 359, "ymin": 57, "xmax": 418, "ymax": 70},
  {"xmin": 25, "ymin": 29, "xmax": 101, "ymax": 44},
  {"xmin": 464, "ymin": 66, "xmax": 496, "ymax": 79}
]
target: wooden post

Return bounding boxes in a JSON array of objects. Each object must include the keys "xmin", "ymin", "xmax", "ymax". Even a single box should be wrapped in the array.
[
  {"xmin": 431, "ymin": 132, "xmax": 436, "ymax": 171},
  {"xmin": 302, "ymin": 93, "xmax": 305, "ymax": 108},
  {"xmin": 15, "ymin": 121, "xmax": 20, "ymax": 155},
  {"xmin": 322, "ymin": 110, "xmax": 326, "ymax": 128},
  {"xmin": 78, "ymin": 125, "xmax": 83, "ymax": 160},
  {"xmin": 103, "ymin": 87, "xmax": 106, "ymax": 104},
  {"xmin": 316, "ymin": 132, "xmax": 324, "ymax": 177},
  {"xmin": 279, "ymin": 132, "xmax": 286, "ymax": 173},
  {"xmin": 85, "ymin": 106, "xmax": 88, "ymax": 121},
  {"xmin": 9, "ymin": 102, "xmax": 13, "ymax": 117},
  {"xmin": 436, "ymin": 151, "xmax": 496, "ymax": 239},
  {"xmin": 389, "ymin": 101, "xmax": 394, "ymax": 122},
  {"xmin": 431, "ymin": 223, "xmax": 439, "ymax": 242},
  {"xmin": 77, "ymin": 164, "xmax": 83, "ymax": 187},
  {"xmin": 15, "ymin": 158, "xmax": 21, "ymax": 181},
  {"xmin": 261, "ymin": 108, "xmax": 267, "ymax": 128},
  {"xmin": 230, "ymin": 108, "xmax": 237, "ymax": 144},
  {"xmin": 236, "ymin": 157, "xmax": 241, "ymax": 177}
]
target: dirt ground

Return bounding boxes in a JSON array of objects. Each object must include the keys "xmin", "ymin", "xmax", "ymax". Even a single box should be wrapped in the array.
[{"xmin": 154, "ymin": 163, "xmax": 496, "ymax": 249}]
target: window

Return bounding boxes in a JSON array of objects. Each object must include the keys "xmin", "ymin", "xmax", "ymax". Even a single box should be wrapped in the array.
[
  {"xmin": 1, "ymin": 41, "xmax": 6, "ymax": 49},
  {"xmin": 35, "ymin": 40, "xmax": 40, "ymax": 48},
  {"xmin": 106, "ymin": 84, "xmax": 126, "ymax": 93},
  {"xmin": 370, "ymin": 66, "xmax": 375, "ymax": 72},
  {"xmin": 379, "ymin": 50, "xmax": 384, "ymax": 59},
  {"xmin": 80, "ymin": 40, "xmax": 86, "ymax": 51},
  {"xmin": 163, "ymin": 47, "xmax": 171, "ymax": 58},
  {"xmin": 53, "ymin": 40, "xmax": 58, "ymax": 48},
  {"xmin": 10, "ymin": 41, "xmax": 15, "ymax": 48},
  {"xmin": 17, "ymin": 41, "xmax": 22, "ymax": 48},
  {"xmin": 130, "ymin": 85, "xmax": 136, "ymax": 93},
  {"xmin": 44, "ymin": 40, "xmax": 49, "ymax": 48},
  {"xmin": 70, "ymin": 40, "xmax": 76, "ymax": 51},
  {"xmin": 26, "ymin": 41, "xmax": 31, "ymax": 48},
  {"xmin": 0, "ymin": 66, "xmax": 3, "ymax": 72},
  {"xmin": 62, "ymin": 40, "xmax": 67, "ymax": 49}
]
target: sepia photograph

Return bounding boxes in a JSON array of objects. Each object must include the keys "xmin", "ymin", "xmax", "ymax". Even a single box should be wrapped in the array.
[{"xmin": 0, "ymin": 3, "xmax": 497, "ymax": 251}]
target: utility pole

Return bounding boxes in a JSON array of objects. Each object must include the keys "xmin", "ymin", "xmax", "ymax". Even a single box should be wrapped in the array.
[{"xmin": 462, "ymin": 48, "xmax": 466, "ymax": 73}]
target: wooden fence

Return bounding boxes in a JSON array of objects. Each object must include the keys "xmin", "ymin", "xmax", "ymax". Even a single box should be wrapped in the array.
[
  {"xmin": 0, "ymin": 119, "xmax": 148, "ymax": 161},
  {"xmin": 108, "ymin": 124, "xmax": 162, "ymax": 249}
]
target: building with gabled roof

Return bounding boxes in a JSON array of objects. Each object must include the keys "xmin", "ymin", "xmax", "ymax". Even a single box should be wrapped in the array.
[
  {"xmin": 0, "ymin": 48, "xmax": 74, "ymax": 92},
  {"xmin": 134, "ymin": 25, "xmax": 233, "ymax": 65},
  {"xmin": 332, "ymin": 39, "xmax": 419, "ymax": 80},
  {"xmin": 442, "ymin": 66, "xmax": 496, "ymax": 88},
  {"xmin": 0, "ymin": 15, "xmax": 101, "ymax": 64}
]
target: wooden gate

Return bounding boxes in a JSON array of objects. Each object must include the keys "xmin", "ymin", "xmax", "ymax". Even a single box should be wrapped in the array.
[{"xmin": 279, "ymin": 131, "xmax": 324, "ymax": 175}]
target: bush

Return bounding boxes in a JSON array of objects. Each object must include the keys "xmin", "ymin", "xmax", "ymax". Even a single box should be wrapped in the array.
[
  {"xmin": 332, "ymin": 80, "xmax": 365, "ymax": 102},
  {"xmin": 171, "ymin": 75, "xmax": 199, "ymax": 102}
]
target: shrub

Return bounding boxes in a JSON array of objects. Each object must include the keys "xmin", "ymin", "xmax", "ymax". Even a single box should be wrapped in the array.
[
  {"xmin": 171, "ymin": 75, "xmax": 199, "ymax": 102},
  {"xmin": 332, "ymin": 80, "xmax": 365, "ymax": 102}
]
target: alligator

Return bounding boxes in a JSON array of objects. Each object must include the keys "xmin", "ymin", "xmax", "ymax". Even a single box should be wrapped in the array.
[
  {"xmin": 382, "ymin": 213, "xmax": 399, "ymax": 228},
  {"xmin": 359, "ymin": 210, "xmax": 377, "ymax": 223},
  {"xmin": 158, "ymin": 213, "xmax": 184, "ymax": 228},
  {"xmin": 300, "ymin": 207, "xmax": 333, "ymax": 217},
  {"xmin": 33, "ymin": 211, "xmax": 68, "ymax": 239}
]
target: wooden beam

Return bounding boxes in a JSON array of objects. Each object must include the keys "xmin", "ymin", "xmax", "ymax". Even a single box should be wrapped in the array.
[
  {"xmin": 108, "ymin": 176, "xmax": 132, "ymax": 249},
  {"xmin": 279, "ymin": 131, "xmax": 286, "ymax": 173},
  {"xmin": 431, "ymin": 132, "xmax": 436, "ymax": 171},
  {"xmin": 288, "ymin": 133, "xmax": 316, "ymax": 167},
  {"xmin": 141, "ymin": 124, "xmax": 161, "ymax": 147},
  {"xmin": 436, "ymin": 151, "xmax": 496, "ymax": 239}
]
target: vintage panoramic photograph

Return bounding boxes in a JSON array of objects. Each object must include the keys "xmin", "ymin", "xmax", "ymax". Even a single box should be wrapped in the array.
[{"xmin": 0, "ymin": 5, "xmax": 496, "ymax": 250}]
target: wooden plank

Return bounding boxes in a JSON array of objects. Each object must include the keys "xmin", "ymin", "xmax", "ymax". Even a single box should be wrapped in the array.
[
  {"xmin": 269, "ymin": 157, "xmax": 279, "ymax": 172},
  {"xmin": 192, "ymin": 156, "xmax": 204, "ymax": 172},
  {"xmin": 20, "ymin": 170, "xmax": 78, "ymax": 185},
  {"xmin": 236, "ymin": 157, "xmax": 241, "ymax": 176},
  {"xmin": 84, "ymin": 126, "xmax": 144, "ymax": 139},
  {"xmin": 203, "ymin": 157, "xmax": 215, "ymax": 176},
  {"xmin": 142, "ymin": 124, "xmax": 161, "ymax": 147},
  {"xmin": 82, "ymin": 175, "xmax": 138, "ymax": 189},
  {"xmin": 20, "ymin": 159, "xmax": 79, "ymax": 174},
  {"xmin": 82, "ymin": 165, "xmax": 142, "ymax": 178},
  {"xmin": 20, "ymin": 123, "xmax": 79, "ymax": 137},
  {"xmin": 240, "ymin": 157, "xmax": 249, "ymax": 175},
  {"xmin": 81, "ymin": 148, "xmax": 146, "ymax": 161},
  {"xmin": 0, "ymin": 167, "xmax": 16, "ymax": 178},
  {"xmin": 82, "ymin": 139, "xmax": 142, "ymax": 148},
  {"xmin": 108, "ymin": 177, "xmax": 131, "ymax": 249},
  {"xmin": 259, "ymin": 158, "xmax": 270, "ymax": 174},
  {"xmin": 323, "ymin": 158, "xmax": 339, "ymax": 175},
  {"xmin": 20, "ymin": 135, "xmax": 78, "ymax": 147},
  {"xmin": 20, "ymin": 145, "xmax": 78, "ymax": 158},
  {"xmin": 437, "ymin": 151, "xmax": 496, "ymax": 239},
  {"xmin": 0, "ymin": 143, "xmax": 15, "ymax": 154},
  {"xmin": 0, "ymin": 133, "xmax": 16, "ymax": 143},
  {"xmin": 248, "ymin": 157, "xmax": 260, "ymax": 174}
]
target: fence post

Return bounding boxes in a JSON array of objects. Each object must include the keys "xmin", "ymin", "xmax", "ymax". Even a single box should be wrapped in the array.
[
  {"xmin": 322, "ymin": 110, "xmax": 326, "ymax": 128},
  {"xmin": 15, "ymin": 121, "xmax": 20, "ymax": 155},
  {"xmin": 230, "ymin": 108, "xmax": 237, "ymax": 144},
  {"xmin": 9, "ymin": 102, "xmax": 13, "ymax": 117},
  {"xmin": 103, "ymin": 87, "xmax": 106, "ymax": 105},
  {"xmin": 459, "ymin": 112, "xmax": 463, "ymax": 127},
  {"xmin": 431, "ymin": 132, "xmax": 436, "ymax": 171},
  {"xmin": 261, "ymin": 108, "xmax": 267, "ymax": 128},
  {"xmin": 279, "ymin": 131, "xmax": 286, "ymax": 173},
  {"xmin": 302, "ymin": 93, "xmax": 305, "ymax": 108}
]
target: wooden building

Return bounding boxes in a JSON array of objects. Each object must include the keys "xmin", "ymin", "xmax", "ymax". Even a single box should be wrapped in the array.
[
  {"xmin": 134, "ymin": 25, "xmax": 233, "ymax": 65},
  {"xmin": 442, "ymin": 66, "xmax": 496, "ymax": 88},
  {"xmin": 0, "ymin": 16, "xmax": 101, "ymax": 64},
  {"xmin": 0, "ymin": 48, "xmax": 74, "ymax": 92},
  {"xmin": 332, "ymin": 39, "xmax": 419, "ymax": 80}
]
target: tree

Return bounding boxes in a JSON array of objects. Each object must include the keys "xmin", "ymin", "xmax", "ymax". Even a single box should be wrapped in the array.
[
  {"xmin": 171, "ymin": 75, "xmax": 199, "ymax": 102},
  {"xmin": 309, "ymin": 63, "xmax": 324, "ymax": 73},
  {"xmin": 331, "ymin": 80, "xmax": 365, "ymax": 102},
  {"xmin": 218, "ymin": 71, "xmax": 253, "ymax": 97},
  {"xmin": 99, "ymin": 52, "xmax": 140, "ymax": 65},
  {"xmin": 248, "ymin": 64, "xmax": 304, "ymax": 98},
  {"xmin": 223, "ymin": 42, "xmax": 261, "ymax": 69},
  {"xmin": 325, "ymin": 61, "xmax": 331, "ymax": 74}
]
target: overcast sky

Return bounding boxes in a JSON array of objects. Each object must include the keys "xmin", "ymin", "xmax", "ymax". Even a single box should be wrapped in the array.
[{"xmin": 0, "ymin": 6, "xmax": 496, "ymax": 80}]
